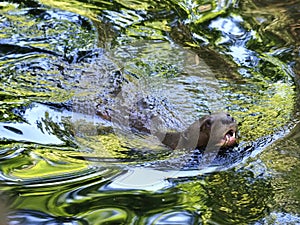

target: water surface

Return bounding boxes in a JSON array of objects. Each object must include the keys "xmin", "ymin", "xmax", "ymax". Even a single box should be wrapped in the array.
[{"xmin": 0, "ymin": 0, "xmax": 299, "ymax": 224}]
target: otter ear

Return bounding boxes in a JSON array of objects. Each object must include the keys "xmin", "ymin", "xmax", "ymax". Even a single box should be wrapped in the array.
[{"xmin": 200, "ymin": 116, "xmax": 212, "ymax": 131}]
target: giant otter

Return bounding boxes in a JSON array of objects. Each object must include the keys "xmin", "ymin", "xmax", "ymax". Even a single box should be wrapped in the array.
[
  {"xmin": 95, "ymin": 71, "xmax": 237, "ymax": 150},
  {"xmin": 97, "ymin": 106, "xmax": 237, "ymax": 150},
  {"xmin": 155, "ymin": 112, "xmax": 237, "ymax": 150}
]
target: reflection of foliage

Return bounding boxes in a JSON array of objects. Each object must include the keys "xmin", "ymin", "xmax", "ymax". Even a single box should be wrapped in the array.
[
  {"xmin": 73, "ymin": 120, "xmax": 172, "ymax": 161},
  {"xmin": 176, "ymin": 180, "xmax": 211, "ymax": 223},
  {"xmin": 0, "ymin": 2, "xmax": 96, "ymax": 105},
  {"xmin": 178, "ymin": 169, "xmax": 273, "ymax": 224},
  {"xmin": 126, "ymin": 60, "xmax": 180, "ymax": 79},
  {"xmin": 76, "ymin": 133, "xmax": 128, "ymax": 158},
  {"xmin": 259, "ymin": 123, "xmax": 300, "ymax": 214},
  {"xmin": 240, "ymin": 0, "xmax": 299, "ymax": 48},
  {"xmin": 12, "ymin": 149, "xmax": 89, "ymax": 179},
  {"xmin": 206, "ymin": 170, "xmax": 273, "ymax": 224},
  {"xmin": 0, "ymin": 0, "xmax": 299, "ymax": 224},
  {"xmin": 0, "ymin": 101, "xmax": 28, "ymax": 122},
  {"xmin": 0, "ymin": 3, "xmax": 95, "ymax": 59},
  {"xmin": 0, "ymin": 143, "xmax": 88, "ymax": 180},
  {"xmin": 0, "ymin": 143, "xmax": 33, "ymax": 176},
  {"xmin": 230, "ymin": 82, "xmax": 295, "ymax": 141},
  {"xmin": 174, "ymin": 0, "xmax": 233, "ymax": 24},
  {"xmin": 0, "ymin": 68, "xmax": 73, "ymax": 104},
  {"xmin": 39, "ymin": 112, "xmax": 78, "ymax": 147},
  {"xmin": 63, "ymin": 187, "xmax": 181, "ymax": 223}
]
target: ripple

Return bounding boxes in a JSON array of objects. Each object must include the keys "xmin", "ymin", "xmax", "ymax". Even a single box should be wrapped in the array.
[
  {"xmin": 0, "ymin": 1, "xmax": 299, "ymax": 224},
  {"xmin": 8, "ymin": 209, "xmax": 87, "ymax": 225}
]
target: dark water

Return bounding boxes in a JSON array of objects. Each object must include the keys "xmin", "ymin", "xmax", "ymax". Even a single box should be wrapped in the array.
[{"xmin": 0, "ymin": 0, "xmax": 300, "ymax": 224}]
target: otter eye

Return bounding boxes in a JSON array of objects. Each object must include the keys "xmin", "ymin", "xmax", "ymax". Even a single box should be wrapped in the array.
[
  {"xmin": 205, "ymin": 118, "xmax": 212, "ymax": 127},
  {"xmin": 200, "ymin": 116, "xmax": 213, "ymax": 131}
]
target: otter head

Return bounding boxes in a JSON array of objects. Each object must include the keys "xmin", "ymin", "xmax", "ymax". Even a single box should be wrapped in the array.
[{"xmin": 197, "ymin": 112, "xmax": 238, "ymax": 149}]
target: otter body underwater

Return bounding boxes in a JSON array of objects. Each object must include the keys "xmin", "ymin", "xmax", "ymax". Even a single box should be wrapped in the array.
[{"xmin": 95, "ymin": 71, "xmax": 238, "ymax": 151}]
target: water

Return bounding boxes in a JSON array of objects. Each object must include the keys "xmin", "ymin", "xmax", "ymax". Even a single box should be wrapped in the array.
[{"xmin": 0, "ymin": 0, "xmax": 299, "ymax": 224}]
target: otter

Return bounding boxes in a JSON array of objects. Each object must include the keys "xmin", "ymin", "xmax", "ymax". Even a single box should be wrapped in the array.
[
  {"xmin": 155, "ymin": 112, "xmax": 237, "ymax": 150},
  {"xmin": 97, "ymin": 107, "xmax": 237, "ymax": 150},
  {"xmin": 95, "ymin": 71, "xmax": 237, "ymax": 150}
]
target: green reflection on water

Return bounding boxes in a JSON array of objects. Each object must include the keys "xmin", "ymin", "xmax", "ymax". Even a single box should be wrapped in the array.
[
  {"xmin": 258, "ymin": 122, "xmax": 300, "ymax": 215},
  {"xmin": 12, "ymin": 150, "xmax": 88, "ymax": 179},
  {"xmin": 230, "ymin": 82, "xmax": 295, "ymax": 141},
  {"xmin": 0, "ymin": 144, "xmax": 89, "ymax": 180},
  {"xmin": 0, "ymin": 0, "xmax": 299, "ymax": 224},
  {"xmin": 81, "ymin": 208, "xmax": 128, "ymax": 224},
  {"xmin": 177, "ymin": 169, "xmax": 273, "ymax": 224}
]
